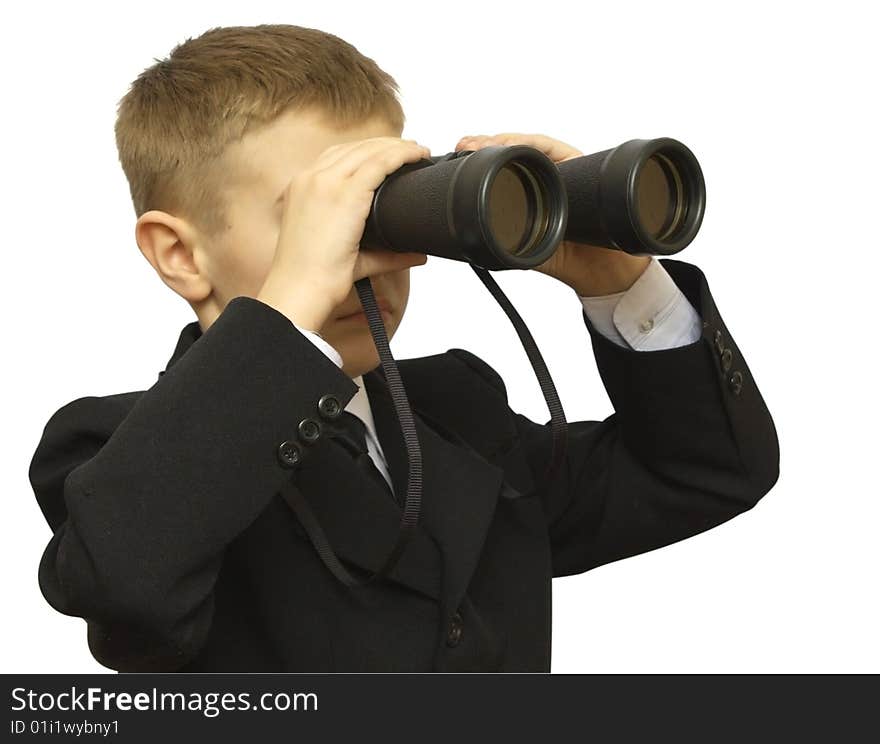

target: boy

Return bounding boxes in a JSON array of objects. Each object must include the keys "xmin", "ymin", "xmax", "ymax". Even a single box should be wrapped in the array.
[{"xmin": 28, "ymin": 24, "xmax": 779, "ymax": 672}]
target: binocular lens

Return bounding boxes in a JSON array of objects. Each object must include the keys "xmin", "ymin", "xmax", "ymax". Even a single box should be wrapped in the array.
[
  {"xmin": 488, "ymin": 163, "xmax": 550, "ymax": 258},
  {"xmin": 635, "ymin": 152, "xmax": 687, "ymax": 242},
  {"xmin": 556, "ymin": 136, "xmax": 704, "ymax": 256},
  {"xmin": 361, "ymin": 143, "xmax": 567, "ymax": 269}
]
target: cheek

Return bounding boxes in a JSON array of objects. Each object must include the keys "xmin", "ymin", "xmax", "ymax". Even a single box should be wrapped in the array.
[
  {"xmin": 388, "ymin": 268, "xmax": 410, "ymax": 295},
  {"xmin": 394, "ymin": 271, "xmax": 411, "ymax": 311},
  {"xmin": 211, "ymin": 215, "xmax": 278, "ymax": 297}
]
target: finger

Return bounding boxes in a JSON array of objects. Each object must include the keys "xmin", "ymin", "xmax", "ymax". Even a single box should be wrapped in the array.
[
  {"xmin": 456, "ymin": 134, "xmax": 490, "ymax": 150},
  {"xmin": 312, "ymin": 136, "xmax": 387, "ymax": 171},
  {"xmin": 459, "ymin": 132, "xmax": 582, "ymax": 162},
  {"xmin": 353, "ymin": 250, "xmax": 427, "ymax": 283},
  {"xmin": 296, "ymin": 138, "xmax": 383, "ymax": 187},
  {"xmin": 317, "ymin": 137, "xmax": 426, "ymax": 175},
  {"xmin": 345, "ymin": 140, "xmax": 431, "ymax": 190},
  {"xmin": 497, "ymin": 133, "xmax": 581, "ymax": 161},
  {"xmin": 455, "ymin": 134, "xmax": 476, "ymax": 150},
  {"xmin": 332, "ymin": 138, "xmax": 428, "ymax": 181},
  {"xmin": 353, "ymin": 248, "xmax": 428, "ymax": 281}
]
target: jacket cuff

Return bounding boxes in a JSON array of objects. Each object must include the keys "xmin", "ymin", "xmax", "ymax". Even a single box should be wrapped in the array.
[
  {"xmin": 580, "ymin": 258, "xmax": 779, "ymax": 493},
  {"xmin": 293, "ymin": 324, "xmax": 344, "ymax": 368}
]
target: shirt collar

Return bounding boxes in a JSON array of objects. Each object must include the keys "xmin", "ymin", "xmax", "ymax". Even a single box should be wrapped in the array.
[{"xmin": 345, "ymin": 374, "xmax": 383, "ymax": 453}]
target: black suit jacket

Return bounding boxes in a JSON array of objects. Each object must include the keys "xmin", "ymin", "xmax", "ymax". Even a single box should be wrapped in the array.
[{"xmin": 28, "ymin": 258, "xmax": 779, "ymax": 672}]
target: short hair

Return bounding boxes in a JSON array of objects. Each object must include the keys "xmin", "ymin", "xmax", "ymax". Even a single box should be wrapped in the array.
[{"xmin": 114, "ymin": 24, "xmax": 406, "ymax": 237}]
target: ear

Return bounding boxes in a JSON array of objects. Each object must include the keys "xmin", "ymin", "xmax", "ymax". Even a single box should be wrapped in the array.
[{"xmin": 135, "ymin": 210, "xmax": 212, "ymax": 303}]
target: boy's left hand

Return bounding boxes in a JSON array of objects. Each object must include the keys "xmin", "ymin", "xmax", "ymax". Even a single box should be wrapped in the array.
[{"xmin": 454, "ymin": 132, "xmax": 651, "ymax": 296}]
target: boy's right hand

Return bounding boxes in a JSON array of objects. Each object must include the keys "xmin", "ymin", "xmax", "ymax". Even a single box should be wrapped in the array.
[{"xmin": 256, "ymin": 136, "xmax": 432, "ymax": 331}]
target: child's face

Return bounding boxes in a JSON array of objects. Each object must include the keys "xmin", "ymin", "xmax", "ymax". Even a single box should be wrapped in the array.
[{"xmin": 199, "ymin": 106, "xmax": 412, "ymax": 378}]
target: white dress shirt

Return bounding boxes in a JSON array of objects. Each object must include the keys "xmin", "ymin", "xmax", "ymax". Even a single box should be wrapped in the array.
[
  {"xmin": 288, "ymin": 257, "xmax": 702, "ymax": 494},
  {"xmin": 575, "ymin": 256, "xmax": 702, "ymax": 350}
]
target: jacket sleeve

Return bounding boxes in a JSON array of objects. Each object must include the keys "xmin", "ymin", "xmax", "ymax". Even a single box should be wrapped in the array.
[
  {"xmin": 454, "ymin": 258, "xmax": 779, "ymax": 578},
  {"xmin": 28, "ymin": 296, "xmax": 359, "ymax": 671}
]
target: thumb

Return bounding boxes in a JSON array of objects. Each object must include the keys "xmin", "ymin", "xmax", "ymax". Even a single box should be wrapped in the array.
[{"xmin": 352, "ymin": 246, "xmax": 427, "ymax": 282}]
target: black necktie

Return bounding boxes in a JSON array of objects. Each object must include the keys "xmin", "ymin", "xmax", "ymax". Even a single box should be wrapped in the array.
[{"xmin": 336, "ymin": 410, "xmax": 399, "ymax": 507}]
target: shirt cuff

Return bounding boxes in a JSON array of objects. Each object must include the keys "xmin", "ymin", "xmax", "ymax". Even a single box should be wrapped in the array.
[
  {"xmin": 577, "ymin": 257, "xmax": 702, "ymax": 350},
  {"xmin": 293, "ymin": 326, "xmax": 344, "ymax": 368}
]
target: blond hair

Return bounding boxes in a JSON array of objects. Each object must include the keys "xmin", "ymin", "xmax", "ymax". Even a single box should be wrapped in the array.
[{"xmin": 115, "ymin": 24, "xmax": 406, "ymax": 236}]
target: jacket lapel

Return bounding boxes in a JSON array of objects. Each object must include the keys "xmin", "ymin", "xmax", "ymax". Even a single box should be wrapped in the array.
[
  {"xmin": 293, "ymin": 437, "xmax": 444, "ymax": 601},
  {"xmin": 161, "ymin": 322, "xmax": 506, "ymax": 617},
  {"xmin": 161, "ymin": 320, "xmax": 202, "ymax": 375},
  {"xmin": 363, "ymin": 368, "xmax": 505, "ymax": 615}
]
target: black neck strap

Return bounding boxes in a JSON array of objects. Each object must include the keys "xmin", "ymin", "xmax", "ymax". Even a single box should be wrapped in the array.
[{"xmin": 279, "ymin": 267, "xmax": 567, "ymax": 590}]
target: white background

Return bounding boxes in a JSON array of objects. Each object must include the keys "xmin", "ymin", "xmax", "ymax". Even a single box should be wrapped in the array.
[{"xmin": 2, "ymin": 0, "xmax": 877, "ymax": 674}]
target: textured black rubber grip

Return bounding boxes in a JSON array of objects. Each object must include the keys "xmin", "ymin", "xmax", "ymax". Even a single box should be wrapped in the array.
[{"xmin": 555, "ymin": 147, "xmax": 615, "ymax": 247}]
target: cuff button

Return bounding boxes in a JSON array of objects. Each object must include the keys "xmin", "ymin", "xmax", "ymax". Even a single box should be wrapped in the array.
[
  {"xmin": 728, "ymin": 370, "xmax": 743, "ymax": 396},
  {"xmin": 713, "ymin": 329, "xmax": 724, "ymax": 354},
  {"xmin": 720, "ymin": 348, "xmax": 733, "ymax": 372},
  {"xmin": 317, "ymin": 394, "xmax": 343, "ymax": 420},
  {"xmin": 298, "ymin": 418, "xmax": 322, "ymax": 444},
  {"xmin": 277, "ymin": 440, "xmax": 303, "ymax": 468}
]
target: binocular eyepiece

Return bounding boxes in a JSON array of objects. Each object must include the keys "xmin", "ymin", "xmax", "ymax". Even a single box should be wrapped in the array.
[{"xmin": 359, "ymin": 137, "xmax": 706, "ymax": 270}]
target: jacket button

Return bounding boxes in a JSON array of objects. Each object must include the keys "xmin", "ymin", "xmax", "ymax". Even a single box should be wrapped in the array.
[
  {"xmin": 728, "ymin": 370, "xmax": 743, "ymax": 396},
  {"xmin": 720, "ymin": 347, "xmax": 733, "ymax": 372},
  {"xmin": 277, "ymin": 440, "xmax": 303, "ymax": 469},
  {"xmin": 298, "ymin": 418, "xmax": 322, "ymax": 444},
  {"xmin": 713, "ymin": 329, "xmax": 724, "ymax": 355},
  {"xmin": 445, "ymin": 612, "xmax": 463, "ymax": 647},
  {"xmin": 317, "ymin": 394, "xmax": 343, "ymax": 420}
]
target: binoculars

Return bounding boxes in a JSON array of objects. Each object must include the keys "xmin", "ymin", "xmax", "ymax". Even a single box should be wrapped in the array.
[{"xmin": 360, "ymin": 137, "xmax": 706, "ymax": 270}]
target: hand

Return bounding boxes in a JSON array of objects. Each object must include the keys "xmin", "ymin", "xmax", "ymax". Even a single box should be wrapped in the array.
[
  {"xmin": 454, "ymin": 132, "xmax": 650, "ymax": 296},
  {"xmin": 257, "ymin": 136, "xmax": 431, "ymax": 329}
]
